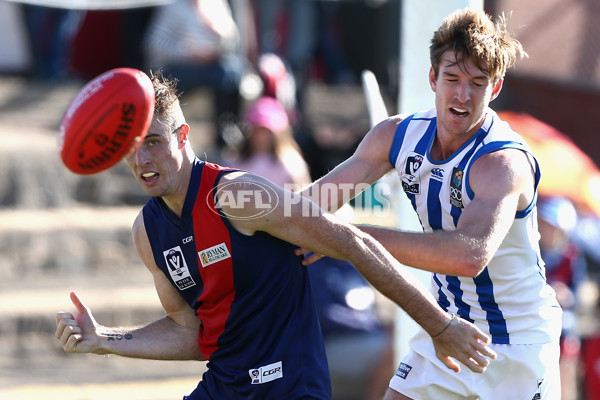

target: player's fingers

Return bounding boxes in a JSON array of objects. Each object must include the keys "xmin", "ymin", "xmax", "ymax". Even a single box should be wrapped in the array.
[
  {"xmin": 294, "ymin": 247, "xmax": 310, "ymax": 256},
  {"xmin": 301, "ymin": 252, "xmax": 324, "ymax": 266},
  {"xmin": 57, "ymin": 320, "xmax": 81, "ymax": 345},
  {"xmin": 70, "ymin": 291, "xmax": 89, "ymax": 313},
  {"xmin": 63, "ymin": 331, "xmax": 83, "ymax": 352},
  {"xmin": 477, "ymin": 342, "xmax": 497, "ymax": 360},
  {"xmin": 441, "ymin": 356, "xmax": 461, "ymax": 374},
  {"xmin": 56, "ymin": 311, "xmax": 74, "ymax": 326},
  {"xmin": 55, "ymin": 313, "xmax": 75, "ymax": 339},
  {"xmin": 467, "ymin": 351, "xmax": 491, "ymax": 371},
  {"xmin": 462, "ymin": 355, "xmax": 489, "ymax": 374}
]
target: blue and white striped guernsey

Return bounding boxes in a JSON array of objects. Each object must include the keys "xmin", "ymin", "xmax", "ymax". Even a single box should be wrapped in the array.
[{"xmin": 388, "ymin": 107, "xmax": 562, "ymax": 345}]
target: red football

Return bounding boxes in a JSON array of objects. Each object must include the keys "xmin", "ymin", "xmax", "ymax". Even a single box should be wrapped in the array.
[{"xmin": 58, "ymin": 68, "xmax": 155, "ymax": 174}]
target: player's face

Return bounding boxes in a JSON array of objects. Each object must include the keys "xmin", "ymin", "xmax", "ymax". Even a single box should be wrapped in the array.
[
  {"xmin": 125, "ymin": 117, "xmax": 186, "ymax": 198},
  {"xmin": 430, "ymin": 50, "xmax": 502, "ymax": 144}
]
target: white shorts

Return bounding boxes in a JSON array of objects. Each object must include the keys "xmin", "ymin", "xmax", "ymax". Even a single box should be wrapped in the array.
[{"xmin": 388, "ymin": 330, "xmax": 560, "ymax": 400}]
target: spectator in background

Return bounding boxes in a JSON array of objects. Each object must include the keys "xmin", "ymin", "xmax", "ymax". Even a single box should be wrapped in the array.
[
  {"xmin": 538, "ymin": 195, "xmax": 588, "ymax": 400},
  {"xmin": 256, "ymin": 53, "xmax": 298, "ymax": 127},
  {"xmin": 255, "ymin": 0, "xmax": 317, "ymax": 115},
  {"xmin": 143, "ymin": 0, "xmax": 245, "ymax": 149},
  {"xmin": 225, "ymin": 96, "xmax": 311, "ymax": 189},
  {"xmin": 22, "ymin": 4, "xmax": 79, "ymax": 79}
]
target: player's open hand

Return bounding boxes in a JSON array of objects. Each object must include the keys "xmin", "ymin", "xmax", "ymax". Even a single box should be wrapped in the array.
[
  {"xmin": 431, "ymin": 315, "xmax": 497, "ymax": 374},
  {"xmin": 55, "ymin": 291, "xmax": 100, "ymax": 354}
]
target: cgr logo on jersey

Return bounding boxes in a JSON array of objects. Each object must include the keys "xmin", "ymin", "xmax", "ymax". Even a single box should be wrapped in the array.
[
  {"xmin": 198, "ymin": 242, "xmax": 231, "ymax": 268},
  {"xmin": 163, "ymin": 246, "xmax": 196, "ymax": 290},
  {"xmin": 450, "ymin": 167, "xmax": 464, "ymax": 208},
  {"xmin": 402, "ymin": 152, "xmax": 423, "ymax": 194},
  {"xmin": 249, "ymin": 361, "xmax": 283, "ymax": 384}
]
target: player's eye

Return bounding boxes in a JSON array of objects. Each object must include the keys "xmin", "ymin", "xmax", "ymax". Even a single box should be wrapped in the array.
[{"xmin": 146, "ymin": 138, "xmax": 160, "ymax": 146}]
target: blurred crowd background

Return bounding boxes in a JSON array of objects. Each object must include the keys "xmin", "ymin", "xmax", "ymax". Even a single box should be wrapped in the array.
[{"xmin": 1, "ymin": 0, "xmax": 600, "ymax": 399}]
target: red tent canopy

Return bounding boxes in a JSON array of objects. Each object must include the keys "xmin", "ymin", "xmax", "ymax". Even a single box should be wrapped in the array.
[{"xmin": 498, "ymin": 111, "xmax": 600, "ymax": 217}]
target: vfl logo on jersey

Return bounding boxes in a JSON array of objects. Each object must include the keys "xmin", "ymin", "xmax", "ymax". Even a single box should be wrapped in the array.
[
  {"xmin": 402, "ymin": 152, "xmax": 423, "ymax": 194},
  {"xmin": 396, "ymin": 362, "xmax": 412, "ymax": 379},
  {"xmin": 198, "ymin": 242, "xmax": 231, "ymax": 268},
  {"xmin": 249, "ymin": 361, "xmax": 283, "ymax": 385},
  {"xmin": 450, "ymin": 167, "xmax": 464, "ymax": 208},
  {"xmin": 163, "ymin": 246, "xmax": 196, "ymax": 290}
]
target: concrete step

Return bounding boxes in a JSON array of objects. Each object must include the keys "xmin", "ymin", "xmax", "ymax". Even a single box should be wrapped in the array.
[{"xmin": 0, "ymin": 206, "xmax": 141, "ymax": 278}]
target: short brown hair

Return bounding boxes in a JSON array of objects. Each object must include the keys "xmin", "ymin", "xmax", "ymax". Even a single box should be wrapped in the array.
[
  {"xmin": 430, "ymin": 8, "xmax": 527, "ymax": 83},
  {"xmin": 149, "ymin": 69, "xmax": 185, "ymax": 131}
]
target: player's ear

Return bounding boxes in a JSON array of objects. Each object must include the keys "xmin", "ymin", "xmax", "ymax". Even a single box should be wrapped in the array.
[
  {"xmin": 429, "ymin": 66, "xmax": 437, "ymax": 92},
  {"xmin": 178, "ymin": 124, "xmax": 190, "ymax": 144},
  {"xmin": 490, "ymin": 78, "xmax": 503, "ymax": 101}
]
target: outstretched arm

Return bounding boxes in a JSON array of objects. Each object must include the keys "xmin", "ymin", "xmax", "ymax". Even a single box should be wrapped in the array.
[
  {"xmin": 359, "ymin": 148, "xmax": 535, "ymax": 277},
  {"xmin": 55, "ymin": 213, "xmax": 205, "ymax": 361},
  {"xmin": 219, "ymin": 172, "xmax": 496, "ymax": 373}
]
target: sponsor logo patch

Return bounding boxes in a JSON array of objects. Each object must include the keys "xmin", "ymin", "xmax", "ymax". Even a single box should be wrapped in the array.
[
  {"xmin": 198, "ymin": 242, "xmax": 231, "ymax": 268},
  {"xmin": 249, "ymin": 361, "xmax": 283, "ymax": 384},
  {"xmin": 163, "ymin": 246, "xmax": 196, "ymax": 290},
  {"xmin": 396, "ymin": 362, "xmax": 412, "ymax": 379},
  {"xmin": 431, "ymin": 167, "xmax": 444, "ymax": 181},
  {"xmin": 449, "ymin": 167, "xmax": 464, "ymax": 208}
]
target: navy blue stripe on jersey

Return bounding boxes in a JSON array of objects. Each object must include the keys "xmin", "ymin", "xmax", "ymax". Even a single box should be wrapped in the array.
[
  {"xmin": 388, "ymin": 115, "xmax": 414, "ymax": 166},
  {"xmin": 521, "ymin": 191, "xmax": 539, "ymax": 220},
  {"xmin": 390, "ymin": 114, "xmax": 421, "ymax": 211},
  {"xmin": 445, "ymin": 275, "xmax": 474, "ymax": 323},
  {"xmin": 426, "ymin": 177, "xmax": 443, "ymax": 230},
  {"xmin": 433, "ymin": 273, "xmax": 451, "ymax": 311},
  {"xmin": 450, "ymin": 127, "xmax": 489, "ymax": 227},
  {"xmin": 415, "ymin": 118, "xmax": 436, "ymax": 155},
  {"xmin": 474, "ymin": 268, "xmax": 509, "ymax": 343},
  {"xmin": 417, "ymin": 118, "xmax": 439, "ymax": 227},
  {"xmin": 450, "ymin": 207, "xmax": 461, "ymax": 229}
]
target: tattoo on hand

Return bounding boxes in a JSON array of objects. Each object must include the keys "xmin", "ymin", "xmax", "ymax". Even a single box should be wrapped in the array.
[{"xmin": 106, "ymin": 333, "xmax": 133, "ymax": 341}]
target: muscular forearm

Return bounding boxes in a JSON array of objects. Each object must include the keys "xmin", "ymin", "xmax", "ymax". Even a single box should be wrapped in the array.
[
  {"xmin": 95, "ymin": 317, "xmax": 205, "ymax": 361},
  {"xmin": 358, "ymin": 224, "xmax": 487, "ymax": 277},
  {"xmin": 343, "ymin": 229, "xmax": 453, "ymax": 337}
]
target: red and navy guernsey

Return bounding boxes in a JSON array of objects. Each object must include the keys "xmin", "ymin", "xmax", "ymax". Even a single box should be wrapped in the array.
[{"xmin": 142, "ymin": 159, "xmax": 331, "ymax": 399}]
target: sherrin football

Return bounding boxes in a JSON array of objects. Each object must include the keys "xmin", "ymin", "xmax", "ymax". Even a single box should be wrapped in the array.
[{"xmin": 58, "ymin": 68, "xmax": 155, "ymax": 174}]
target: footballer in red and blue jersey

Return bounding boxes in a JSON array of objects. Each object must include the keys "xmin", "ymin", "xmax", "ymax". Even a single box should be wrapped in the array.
[{"xmin": 142, "ymin": 159, "xmax": 330, "ymax": 399}]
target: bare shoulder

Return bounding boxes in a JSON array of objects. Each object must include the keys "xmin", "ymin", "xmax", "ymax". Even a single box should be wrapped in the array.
[
  {"xmin": 469, "ymin": 148, "xmax": 535, "ymax": 207},
  {"xmin": 361, "ymin": 115, "xmax": 405, "ymax": 149},
  {"xmin": 132, "ymin": 210, "xmax": 146, "ymax": 242},
  {"xmin": 217, "ymin": 170, "xmax": 280, "ymax": 196},
  {"xmin": 130, "ymin": 210, "xmax": 162, "ymax": 272},
  {"xmin": 347, "ymin": 115, "xmax": 406, "ymax": 180},
  {"xmin": 215, "ymin": 170, "xmax": 292, "ymax": 234},
  {"xmin": 471, "ymin": 147, "xmax": 534, "ymax": 181}
]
